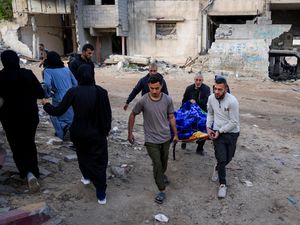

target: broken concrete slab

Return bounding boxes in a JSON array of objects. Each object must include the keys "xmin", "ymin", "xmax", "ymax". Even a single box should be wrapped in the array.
[
  {"xmin": 41, "ymin": 155, "xmax": 61, "ymax": 164},
  {"xmin": 39, "ymin": 167, "xmax": 52, "ymax": 178},
  {"xmin": 0, "ymin": 21, "xmax": 32, "ymax": 57},
  {"xmin": 0, "ymin": 207, "xmax": 10, "ymax": 213},
  {"xmin": 0, "ymin": 202, "xmax": 50, "ymax": 225},
  {"xmin": 41, "ymin": 216, "xmax": 63, "ymax": 225},
  {"xmin": 106, "ymin": 54, "xmax": 150, "ymax": 65},
  {"xmin": 0, "ymin": 184, "xmax": 19, "ymax": 195},
  {"xmin": 63, "ymin": 154, "xmax": 77, "ymax": 162}
]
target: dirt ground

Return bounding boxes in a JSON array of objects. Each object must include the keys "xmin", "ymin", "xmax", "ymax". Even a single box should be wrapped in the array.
[{"xmin": 1, "ymin": 64, "xmax": 300, "ymax": 225}]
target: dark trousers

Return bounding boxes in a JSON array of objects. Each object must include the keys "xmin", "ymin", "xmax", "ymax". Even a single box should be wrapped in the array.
[
  {"xmin": 145, "ymin": 141, "xmax": 170, "ymax": 191},
  {"xmin": 2, "ymin": 120, "xmax": 40, "ymax": 178},
  {"xmin": 213, "ymin": 133, "xmax": 239, "ymax": 185},
  {"xmin": 196, "ymin": 139, "xmax": 205, "ymax": 152},
  {"xmin": 72, "ymin": 134, "xmax": 108, "ymax": 193}
]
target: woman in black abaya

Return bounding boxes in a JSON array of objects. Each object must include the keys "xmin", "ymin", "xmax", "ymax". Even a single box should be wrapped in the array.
[
  {"xmin": 42, "ymin": 64, "xmax": 111, "ymax": 204},
  {"xmin": 0, "ymin": 50, "xmax": 44, "ymax": 192}
]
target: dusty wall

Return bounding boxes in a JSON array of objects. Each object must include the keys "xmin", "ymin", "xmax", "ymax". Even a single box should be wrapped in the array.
[
  {"xmin": 19, "ymin": 14, "xmax": 64, "ymax": 56},
  {"xmin": 127, "ymin": 0, "xmax": 201, "ymax": 64},
  {"xmin": 83, "ymin": 5, "xmax": 117, "ymax": 28},
  {"xmin": 208, "ymin": 0, "xmax": 265, "ymax": 15},
  {"xmin": 209, "ymin": 23, "xmax": 291, "ymax": 77},
  {"xmin": 0, "ymin": 22, "xmax": 32, "ymax": 57}
]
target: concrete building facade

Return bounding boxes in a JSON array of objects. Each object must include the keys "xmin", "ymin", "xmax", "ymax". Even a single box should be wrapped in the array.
[
  {"xmin": 11, "ymin": 0, "xmax": 74, "ymax": 58},
  {"xmin": 4, "ymin": 0, "xmax": 300, "ymax": 78}
]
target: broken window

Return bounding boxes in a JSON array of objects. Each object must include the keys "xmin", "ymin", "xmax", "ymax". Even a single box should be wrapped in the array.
[
  {"xmin": 102, "ymin": 0, "xmax": 115, "ymax": 5},
  {"xmin": 155, "ymin": 23, "xmax": 177, "ymax": 40}
]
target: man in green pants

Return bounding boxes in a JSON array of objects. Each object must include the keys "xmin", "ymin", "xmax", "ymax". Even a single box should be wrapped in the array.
[{"xmin": 128, "ymin": 74, "xmax": 178, "ymax": 204}]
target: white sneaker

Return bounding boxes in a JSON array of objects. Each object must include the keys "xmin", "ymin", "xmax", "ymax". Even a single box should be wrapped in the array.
[
  {"xmin": 98, "ymin": 197, "xmax": 107, "ymax": 205},
  {"xmin": 27, "ymin": 172, "xmax": 40, "ymax": 193},
  {"xmin": 218, "ymin": 184, "xmax": 227, "ymax": 198},
  {"xmin": 211, "ymin": 164, "xmax": 218, "ymax": 182},
  {"xmin": 80, "ymin": 176, "xmax": 91, "ymax": 185}
]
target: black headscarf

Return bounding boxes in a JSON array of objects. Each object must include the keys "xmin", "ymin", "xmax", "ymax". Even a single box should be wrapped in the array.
[
  {"xmin": 1, "ymin": 50, "xmax": 20, "ymax": 69},
  {"xmin": 44, "ymin": 51, "xmax": 64, "ymax": 69},
  {"xmin": 77, "ymin": 64, "xmax": 95, "ymax": 85}
]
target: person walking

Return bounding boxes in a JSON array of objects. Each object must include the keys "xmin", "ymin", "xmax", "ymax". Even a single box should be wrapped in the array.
[
  {"xmin": 0, "ymin": 50, "xmax": 45, "ymax": 192},
  {"xmin": 68, "ymin": 44, "xmax": 95, "ymax": 81},
  {"xmin": 181, "ymin": 72, "xmax": 210, "ymax": 155},
  {"xmin": 123, "ymin": 63, "xmax": 168, "ymax": 110},
  {"xmin": 127, "ymin": 74, "xmax": 178, "ymax": 204},
  {"xmin": 42, "ymin": 64, "xmax": 111, "ymax": 205},
  {"xmin": 206, "ymin": 76, "xmax": 240, "ymax": 198},
  {"xmin": 43, "ymin": 51, "xmax": 77, "ymax": 140}
]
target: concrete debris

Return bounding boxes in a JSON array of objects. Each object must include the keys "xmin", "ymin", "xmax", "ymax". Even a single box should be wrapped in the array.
[
  {"xmin": 0, "ymin": 184, "xmax": 19, "ymax": 195},
  {"xmin": 41, "ymin": 155, "xmax": 61, "ymax": 164},
  {"xmin": 0, "ymin": 207, "xmax": 10, "ymax": 213},
  {"xmin": 154, "ymin": 213, "xmax": 169, "ymax": 222},
  {"xmin": 42, "ymin": 216, "xmax": 63, "ymax": 225},
  {"xmin": 241, "ymin": 180, "xmax": 254, "ymax": 187},
  {"xmin": 110, "ymin": 165, "xmax": 132, "ymax": 179},
  {"xmin": 39, "ymin": 167, "xmax": 52, "ymax": 177},
  {"xmin": 64, "ymin": 154, "xmax": 78, "ymax": 162},
  {"xmin": 46, "ymin": 138, "xmax": 63, "ymax": 145},
  {"xmin": 104, "ymin": 55, "xmax": 150, "ymax": 66}
]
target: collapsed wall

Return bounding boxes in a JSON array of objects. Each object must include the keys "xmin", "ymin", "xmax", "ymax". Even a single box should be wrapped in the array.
[
  {"xmin": 208, "ymin": 19, "xmax": 291, "ymax": 77},
  {"xmin": 0, "ymin": 21, "xmax": 32, "ymax": 57}
]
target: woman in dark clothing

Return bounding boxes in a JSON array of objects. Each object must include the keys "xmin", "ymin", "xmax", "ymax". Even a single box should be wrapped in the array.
[
  {"xmin": 42, "ymin": 64, "xmax": 112, "ymax": 205},
  {"xmin": 0, "ymin": 50, "xmax": 45, "ymax": 192}
]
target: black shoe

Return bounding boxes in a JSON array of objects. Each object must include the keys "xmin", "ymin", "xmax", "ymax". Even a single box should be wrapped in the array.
[
  {"xmin": 196, "ymin": 146, "xmax": 204, "ymax": 155},
  {"xmin": 155, "ymin": 192, "xmax": 166, "ymax": 204},
  {"xmin": 181, "ymin": 143, "xmax": 186, "ymax": 149}
]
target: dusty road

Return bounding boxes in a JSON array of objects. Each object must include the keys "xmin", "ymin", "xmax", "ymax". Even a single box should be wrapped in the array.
[{"xmin": 1, "ymin": 64, "xmax": 300, "ymax": 225}]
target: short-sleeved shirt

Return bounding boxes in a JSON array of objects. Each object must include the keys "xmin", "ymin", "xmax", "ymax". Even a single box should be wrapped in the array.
[{"xmin": 133, "ymin": 93, "xmax": 174, "ymax": 144}]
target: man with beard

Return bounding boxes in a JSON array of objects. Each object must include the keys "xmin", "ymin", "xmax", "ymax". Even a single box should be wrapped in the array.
[
  {"xmin": 69, "ymin": 44, "xmax": 95, "ymax": 81},
  {"xmin": 206, "ymin": 76, "xmax": 240, "ymax": 198},
  {"xmin": 181, "ymin": 72, "xmax": 210, "ymax": 155}
]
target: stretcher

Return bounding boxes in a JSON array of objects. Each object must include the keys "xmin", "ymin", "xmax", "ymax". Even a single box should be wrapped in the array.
[{"xmin": 173, "ymin": 131, "xmax": 208, "ymax": 160}]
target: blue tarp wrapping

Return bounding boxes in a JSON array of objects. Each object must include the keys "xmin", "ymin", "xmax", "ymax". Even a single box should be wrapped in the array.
[{"xmin": 175, "ymin": 101, "xmax": 207, "ymax": 140}]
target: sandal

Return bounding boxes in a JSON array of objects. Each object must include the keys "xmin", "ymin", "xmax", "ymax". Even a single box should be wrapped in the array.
[{"xmin": 155, "ymin": 192, "xmax": 166, "ymax": 204}]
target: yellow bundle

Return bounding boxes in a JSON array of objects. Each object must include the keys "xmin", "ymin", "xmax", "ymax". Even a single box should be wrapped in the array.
[{"xmin": 188, "ymin": 131, "xmax": 208, "ymax": 141}]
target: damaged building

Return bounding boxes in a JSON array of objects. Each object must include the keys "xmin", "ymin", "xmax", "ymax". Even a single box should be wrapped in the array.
[
  {"xmin": 11, "ymin": 0, "xmax": 75, "ymax": 59},
  {"xmin": 206, "ymin": 0, "xmax": 300, "ymax": 79},
  {"xmin": 4, "ymin": 0, "xmax": 300, "ymax": 79}
]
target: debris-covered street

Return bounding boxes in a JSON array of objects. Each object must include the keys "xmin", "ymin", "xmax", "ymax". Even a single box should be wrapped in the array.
[
  {"xmin": 1, "ymin": 63, "xmax": 300, "ymax": 225},
  {"xmin": 1, "ymin": 0, "xmax": 300, "ymax": 224}
]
